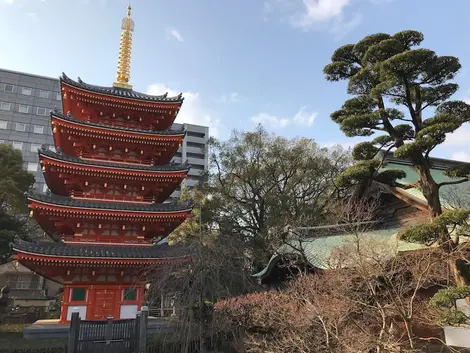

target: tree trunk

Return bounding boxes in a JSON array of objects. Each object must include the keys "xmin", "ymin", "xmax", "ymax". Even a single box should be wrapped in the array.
[
  {"xmin": 414, "ymin": 162, "xmax": 470, "ymax": 289},
  {"xmin": 451, "ymin": 259, "xmax": 470, "ymax": 287},
  {"xmin": 415, "ymin": 165, "xmax": 442, "ymax": 218}
]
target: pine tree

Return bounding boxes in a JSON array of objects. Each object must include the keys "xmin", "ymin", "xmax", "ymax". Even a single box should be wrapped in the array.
[{"xmin": 324, "ymin": 30, "xmax": 470, "ymax": 285}]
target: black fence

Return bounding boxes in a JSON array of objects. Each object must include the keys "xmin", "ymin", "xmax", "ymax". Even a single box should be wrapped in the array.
[{"xmin": 0, "ymin": 349, "xmax": 66, "ymax": 353}]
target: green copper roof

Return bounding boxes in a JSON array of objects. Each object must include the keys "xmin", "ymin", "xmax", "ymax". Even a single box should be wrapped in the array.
[
  {"xmin": 252, "ymin": 227, "xmax": 427, "ymax": 279},
  {"xmin": 379, "ymin": 162, "xmax": 470, "ymax": 208}
]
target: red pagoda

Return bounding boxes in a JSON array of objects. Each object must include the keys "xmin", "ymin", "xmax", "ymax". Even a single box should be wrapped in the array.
[{"xmin": 12, "ymin": 5, "xmax": 192, "ymax": 323}]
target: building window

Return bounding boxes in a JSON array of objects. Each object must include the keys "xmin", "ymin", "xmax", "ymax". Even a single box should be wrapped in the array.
[
  {"xmin": 15, "ymin": 123, "xmax": 26, "ymax": 132},
  {"xmin": 190, "ymin": 164, "xmax": 205, "ymax": 170},
  {"xmin": 6, "ymin": 274, "xmax": 40, "ymax": 289},
  {"xmin": 30, "ymin": 144, "xmax": 41, "ymax": 152},
  {"xmin": 36, "ymin": 107, "xmax": 47, "ymax": 116},
  {"xmin": 33, "ymin": 125, "xmax": 44, "ymax": 134},
  {"xmin": 21, "ymin": 87, "xmax": 32, "ymax": 95},
  {"xmin": 39, "ymin": 90, "xmax": 49, "ymax": 99},
  {"xmin": 3, "ymin": 84, "xmax": 14, "ymax": 93},
  {"xmin": 187, "ymin": 152, "xmax": 204, "ymax": 159},
  {"xmin": 12, "ymin": 142, "xmax": 23, "ymax": 150},
  {"xmin": 71, "ymin": 288, "xmax": 86, "ymax": 301},
  {"xmin": 0, "ymin": 121, "xmax": 7, "ymax": 129},
  {"xmin": 18, "ymin": 104, "xmax": 29, "ymax": 114},
  {"xmin": 27, "ymin": 162, "xmax": 38, "ymax": 172},
  {"xmin": 0, "ymin": 102, "xmax": 11, "ymax": 111},
  {"xmin": 123, "ymin": 288, "xmax": 137, "ymax": 301},
  {"xmin": 56, "ymin": 92, "xmax": 61, "ymax": 101},
  {"xmin": 187, "ymin": 142, "xmax": 204, "ymax": 149},
  {"xmin": 187, "ymin": 131, "xmax": 205, "ymax": 138}
]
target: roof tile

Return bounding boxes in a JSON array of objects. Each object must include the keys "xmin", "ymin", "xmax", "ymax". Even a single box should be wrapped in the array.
[
  {"xmin": 61, "ymin": 73, "xmax": 184, "ymax": 104},
  {"xmin": 12, "ymin": 239, "xmax": 189, "ymax": 259},
  {"xmin": 28, "ymin": 192, "xmax": 192, "ymax": 213}
]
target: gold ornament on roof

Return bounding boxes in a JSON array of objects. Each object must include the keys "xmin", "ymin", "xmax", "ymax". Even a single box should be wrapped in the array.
[{"xmin": 113, "ymin": 5, "xmax": 134, "ymax": 89}]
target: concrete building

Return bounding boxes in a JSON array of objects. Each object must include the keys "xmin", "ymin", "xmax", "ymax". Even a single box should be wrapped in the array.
[
  {"xmin": 0, "ymin": 260, "xmax": 62, "ymax": 313},
  {"xmin": 0, "ymin": 68, "xmax": 209, "ymax": 198}
]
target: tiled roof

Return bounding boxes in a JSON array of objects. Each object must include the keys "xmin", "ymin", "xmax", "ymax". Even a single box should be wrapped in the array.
[
  {"xmin": 379, "ymin": 162, "xmax": 470, "ymax": 208},
  {"xmin": 252, "ymin": 227, "xmax": 427, "ymax": 280},
  {"xmin": 28, "ymin": 192, "xmax": 192, "ymax": 213},
  {"xmin": 38, "ymin": 146, "xmax": 190, "ymax": 173},
  {"xmin": 61, "ymin": 73, "xmax": 184, "ymax": 104},
  {"xmin": 12, "ymin": 239, "xmax": 189, "ymax": 259},
  {"xmin": 51, "ymin": 111, "xmax": 186, "ymax": 137}
]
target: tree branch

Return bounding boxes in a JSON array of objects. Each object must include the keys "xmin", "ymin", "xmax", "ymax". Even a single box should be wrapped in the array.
[{"xmin": 437, "ymin": 178, "xmax": 469, "ymax": 189}]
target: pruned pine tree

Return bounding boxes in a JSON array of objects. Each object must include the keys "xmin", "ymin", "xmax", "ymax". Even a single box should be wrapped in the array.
[{"xmin": 324, "ymin": 30, "xmax": 470, "ymax": 285}]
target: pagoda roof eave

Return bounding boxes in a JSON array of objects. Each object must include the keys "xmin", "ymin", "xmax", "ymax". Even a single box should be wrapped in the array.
[
  {"xmin": 28, "ymin": 193, "xmax": 193, "ymax": 214},
  {"xmin": 60, "ymin": 73, "xmax": 184, "ymax": 105},
  {"xmin": 38, "ymin": 147, "xmax": 190, "ymax": 174},
  {"xmin": 12, "ymin": 239, "xmax": 190, "ymax": 263},
  {"xmin": 51, "ymin": 111, "xmax": 186, "ymax": 138}
]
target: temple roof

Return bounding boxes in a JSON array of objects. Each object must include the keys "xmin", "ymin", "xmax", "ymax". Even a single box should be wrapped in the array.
[
  {"xmin": 51, "ymin": 111, "xmax": 186, "ymax": 137},
  {"xmin": 12, "ymin": 239, "xmax": 189, "ymax": 260},
  {"xmin": 28, "ymin": 192, "xmax": 192, "ymax": 213},
  {"xmin": 378, "ymin": 151, "xmax": 470, "ymax": 209},
  {"xmin": 61, "ymin": 73, "xmax": 184, "ymax": 104},
  {"xmin": 39, "ymin": 146, "xmax": 190, "ymax": 173}
]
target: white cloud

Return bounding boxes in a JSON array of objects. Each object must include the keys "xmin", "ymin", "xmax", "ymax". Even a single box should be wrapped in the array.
[
  {"xmin": 264, "ymin": 0, "xmax": 398, "ymax": 37},
  {"xmin": 165, "ymin": 28, "xmax": 184, "ymax": 42},
  {"xmin": 293, "ymin": 107, "xmax": 317, "ymax": 126},
  {"xmin": 320, "ymin": 137, "xmax": 367, "ymax": 151},
  {"xmin": 437, "ymin": 125, "xmax": 470, "ymax": 162},
  {"xmin": 330, "ymin": 12, "xmax": 363, "ymax": 40},
  {"xmin": 297, "ymin": 0, "xmax": 352, "ymax": 23},
  {"xmin": 3, "ymin": 0, "xmax": 16, "ymax": 4},
  {"xmin": 147, "ymin": 84, "xmax": 220, "ymax": 137},
  {"xmin": 443, "ymin": 126, "xmax": 470, "ymax": 148},
  {"xmin": 451, "ymin": 151, "xmax": 470, "ymax": 163},
  {"xmin": 27, "ymin": 12, "xmax": 38, "ymax": 21},
  {"xmin": 251, "ymin": 107, "xmax": 317, "ymax": 129},
  {"xmin": 216, "ymin": 92, "xmax": 240, "ymax": 104},
  {"xmin": 252, "ymin": 113, "xmax": 290, "ymax": 128}
]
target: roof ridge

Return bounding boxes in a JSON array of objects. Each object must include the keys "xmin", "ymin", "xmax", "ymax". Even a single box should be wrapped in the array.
[
  {"xmin": 27, "ymin": 192, "xmax": 193, "ymax": 212},
  {"xmin": 51, "ymin": 110, "xmax": 186, "ymax": 136},
  {"xmin": 60, "ymin": 73, "xmax": 184, "ymax": 103},
  {"xmin": 38, "ymin": 145, "xmax": 191, "ymax": 172}
]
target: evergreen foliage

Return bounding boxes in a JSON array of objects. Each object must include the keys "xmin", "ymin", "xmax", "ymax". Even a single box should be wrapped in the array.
[
  {"xmin": 324, "ymin": 30, "xmax": 470, "ymax": 218},
  {"xmin": 0, "ymin": 144, "xmax": 35, "ymax": 262}
]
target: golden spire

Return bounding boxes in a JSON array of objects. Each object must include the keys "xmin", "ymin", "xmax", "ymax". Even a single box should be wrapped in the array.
[{"xmin": 113, "ymin": 4, "xmax": 135, "ymax": 89}]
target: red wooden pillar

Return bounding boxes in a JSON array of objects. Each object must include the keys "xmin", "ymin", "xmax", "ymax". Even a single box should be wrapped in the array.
[
  {"xmin": 87, "ymin": 285, "xmax": 95, "ymax": 320},
  {"xmin": 59, "ymin": 285, "xmax": 71, "ymax": 323}
]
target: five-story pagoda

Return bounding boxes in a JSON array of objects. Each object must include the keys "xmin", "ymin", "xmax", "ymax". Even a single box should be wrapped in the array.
[{"xmin": 12, "ymin": 5, "xmax": 192, "ymax": 323}]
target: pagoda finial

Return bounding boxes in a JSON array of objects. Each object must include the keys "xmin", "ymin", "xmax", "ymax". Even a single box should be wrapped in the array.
[{"xmin": 113, "ymin": 4, "xmax": 135, "ymax": 90}]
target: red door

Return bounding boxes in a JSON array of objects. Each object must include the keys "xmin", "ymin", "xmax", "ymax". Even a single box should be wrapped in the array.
[{"xmin": 93, "ymin": 289, "xmax": 118, "ymax": 320}]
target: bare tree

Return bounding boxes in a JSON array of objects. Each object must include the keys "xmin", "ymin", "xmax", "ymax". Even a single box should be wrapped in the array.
[
  {"xmin": 214, "ymin": 198, "xmax": 451, "ymax": 353},
  {"xmin": 144, "ymin": 232, "xmax": 258, "ymax": 352}
]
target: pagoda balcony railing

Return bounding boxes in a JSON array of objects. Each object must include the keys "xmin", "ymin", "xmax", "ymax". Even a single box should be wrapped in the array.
[
  {"xmin": 71, "ymin": 192, "xmax": 154, "ymax": 204},
  {"xmin": 80, "ymin": 152, "xmax": 153, "ymax": 166}
]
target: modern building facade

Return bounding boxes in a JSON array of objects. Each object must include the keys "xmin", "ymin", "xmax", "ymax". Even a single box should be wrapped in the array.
[{"xmin": 0, "ymin": 68, "xmax": 208, "ymax": 198}]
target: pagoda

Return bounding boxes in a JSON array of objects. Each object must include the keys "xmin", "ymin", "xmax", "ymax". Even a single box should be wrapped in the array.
[{"xmin": 12, "ymin": 5, "xmax": 192, "ymax": 323}]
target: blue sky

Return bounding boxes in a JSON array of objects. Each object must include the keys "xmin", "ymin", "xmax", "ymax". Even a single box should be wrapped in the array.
[{"xmin": 1, "ymin": 0, "xmax": 470, "ymax": 161}]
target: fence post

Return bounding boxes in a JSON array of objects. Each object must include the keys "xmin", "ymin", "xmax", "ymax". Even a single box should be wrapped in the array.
[
  {"xmin": 137, "ymin": 306, "xmax": 148, "ymax": 353},
  {"xmin": 67, "ymin": 312, "xmax": 80, "ymax": 353},
  {"xmin": 103, "ymin": 316, "xmax": 114, "ymax": 353}
]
